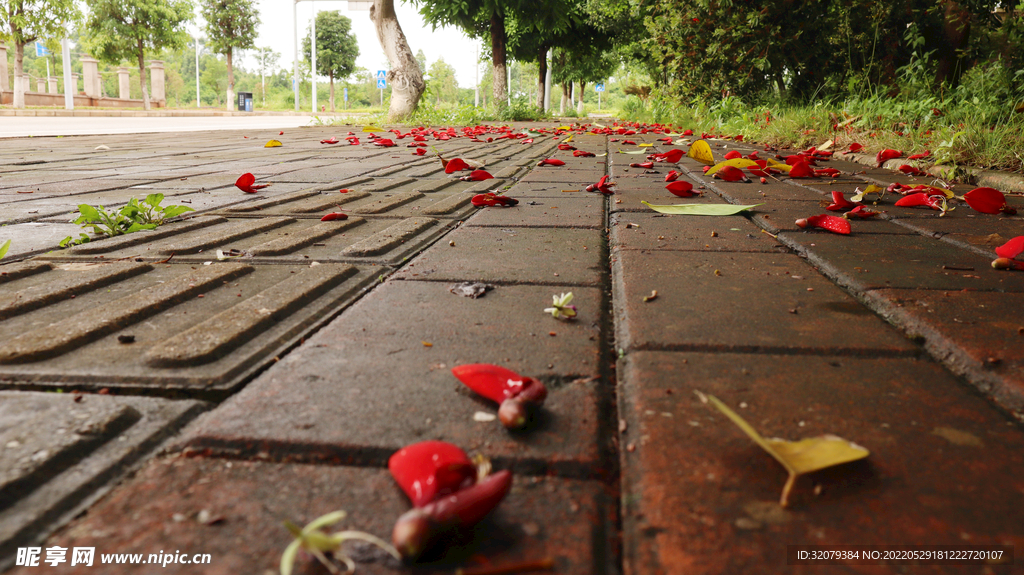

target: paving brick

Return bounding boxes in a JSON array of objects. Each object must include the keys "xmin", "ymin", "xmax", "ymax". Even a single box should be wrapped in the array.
[
  {"xmin": 0, "ymin": 262, "xmax": 378, "ymax": 397},
  {"xmin": 519, "ymin": 166, "xmax": 608, "ymax": 184},
  {"xmin": 15, "ymin": 457, "xmax": 613, "ymax": 575},
  {"xmin": 181, "ymin": 280, "xmax": 607, "ymax": 476},
  {"xmin": 393, "ymin": 226, "xmax": 605, "ymax": 286},
  {"xmin": 465, "ymin": 194, "xmax": 605, "ymax": 229},
  {"xmin": 783, "ymin": 232, "xmax": 1016, "ymax": 292},
  {"xmin": 618, "ymin": 351, "xmax": 1024, "ymax": 575},
  {"xmin": 890, "ymin": 212, "xmax": 1024, "ymax": 256},
  {"xmin": 611, "ymin": 249, "xmax": 916, "ymax": 354},
  {"xmin": 610, "ymin": 212, "xmax": 782, "ymax": 253},
  {"xmin": 0, "ymin": 392, "xmax": 205, "ymax": 566}
]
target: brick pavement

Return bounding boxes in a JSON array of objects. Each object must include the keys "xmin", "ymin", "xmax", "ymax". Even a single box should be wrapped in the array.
[{"xmin": 1, "ymin": 123, "xmax": 1023, "ymax": 574}]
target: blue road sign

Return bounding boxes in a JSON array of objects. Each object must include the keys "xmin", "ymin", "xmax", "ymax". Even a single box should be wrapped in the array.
[
  {"xmin": 595, "ymin": 82, "xmax": 605, "ymax": 92},
  {"xmin": 377, "ymin": 78, "xmax": 387, "ymax": 89},
  {"xmin": 375, "ymin": 70, "xmax": 387, "ymax": 80},
  {"xmin": 35, "ymin": 42, "xmax": 50, "ymax": 57},
  {"xmin": 344, "ymin": 87, "xmax": 348, "ymax": 101}
]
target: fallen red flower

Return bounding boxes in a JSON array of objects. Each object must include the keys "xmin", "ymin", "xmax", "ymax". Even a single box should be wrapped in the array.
[
  {"xmin": 445, "ymin": 158, "xmax": 470, "ymax": 173},
  {"xmin": 388, "ymin": 441, "xmax": 477, "ymax": 508},
  {"xmin": 844, "ymin": 143, "xmax": 864, "ymax": 154},
  {"xmin": 907, "ymin": 150, "xmax": 931, "ymax": 160},
  {"xmin": 234, "ymin": 172, "xmax": 269, "ymax": 193},
  {"xmin": 713, "ymin": 165, "xmax": 749, "ymax": 182},
  {"xmin": 894, "ymin": 192, "xmax": 943, "ymax": 210},
  {"xmin": 788, "ymin": 161, "xmax": 815, "ymax": 178},
  {"xmin": 320, "ymin": 137, "xmax": 339, "ymax": 144},
  {"xmin": 413, "ymin": 148, "xmax": 426, "ymax": 156},
  {"xmin": 965, "ymin": 187, "xmax": 1015, "ymax": 215},
  {"xmin": 996, "ymin": 236, "xmax": 1024, "ymax": 259},
  {"xmin": 471, "ymin": 193, "xmax": 519, "ymax": 207},
  {"xmin": 320, "ymin": 212, "xmax": 348, "ymax": 221},
  {"xmin": 573, "ymin": 150, "xmax": 596, "ymax": 157},
  {"xmin": 825, "ymin": 191, "xmax": 857, "ymax": 211},
  {"xmin": 461, "ymin": 169, "xmax": 494, "ymax": 181},
  {"xmin": 622, "ymin": 140, "xmax": 637, "ymax": 145},
  {"xmin": 630, "ymin": 161, "xmax": 654, "ymax": 169},
  {"xmin": 451, "ymin": 363, "xmax": 546, "ymax": 428},
  {"xmin": 876, "ymin": 148, "xmax": 903, "ymax": 166},
  {"xmin": 586, "ymin": 175, "xmax": 616, "ymax": 194},
  {"xmin": 374, "ymin": 138, "xmax": 397, "ymax": 147},
  {"xmin": 844, "ymin": 205, "xmax": 879, "ymax": 219},
  {"xmin": 557, "ymin": 143, "xmax": 577, "ymax": 151},
  {"xmin": 665, "ymin": 170, "xmax": 680, "ymax": 182},
  {"xmin": 795, "ymin": 214, "xmax": 851, "ymax": 234},
  {"xmin": 898, "ymin": 164, "xmax": 927, "ymax": 177},
  {"xmin": 537, "ymin": 158, "xmax": 566, "ymax": 167},
  {"xmin": 666, "ymin": 180, "xmax": 696, "ymax": 197},
  {"xmin": 723, "ymin": 150, "xmax": 742, "ymax": 160},
  {"xmin": 653, "ymin": 149, "xmax": 684, "ymax": 163}
]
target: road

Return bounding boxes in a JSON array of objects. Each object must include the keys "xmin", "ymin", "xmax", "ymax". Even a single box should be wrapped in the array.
[{"xmin": 0, "ymin": 115, "xmax": 354, "ymax": 138}]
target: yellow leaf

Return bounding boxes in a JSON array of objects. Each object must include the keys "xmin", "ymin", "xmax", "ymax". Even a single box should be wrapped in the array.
[
  {"xmin": 563, "ymin": 134, "xmax": 574, "ymax": 143},
  {"xmin": 850, "ymin": 184, "xmax": 883, "ymax": 203},
  {"xmin": 706, "ymin": 158, "xmax": 759, "ymax": 176},
  {"xmin": 686, "ymin": 139, "xmax": 715, "ymax": 166},
  {"xmin": 764, "ymin": 158, "xmax": 792, "ymax": 173},
  {"xmin": 362, "ymin": 125, "xmax": 385, "ymax": 132},
  {"xmin": 699, "ymin": 392, "xmax": 869, "ymax": 507},
  {"xmin": 558, "ymin": 125, "xmax": 573, "ymax": 131},
  {"xmin": 638, "ymin": 143, "xmax": 654, "ymax": 147},
  {"xmin": 817, "ymin": 139, "xmax": 834, "ymax": 152},
  {"xmin": 673, "ymin": 138, "xmax": 692, "ymax": 145},
  {"xmin": 264, "ymin": 139, "xmax": 283, "ymax": 148}
]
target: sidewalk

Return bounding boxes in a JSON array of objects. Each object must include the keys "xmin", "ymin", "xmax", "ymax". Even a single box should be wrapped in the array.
[{"xmin": 1, "ymin": 123, "xmax": 1023, "ymax": 574}]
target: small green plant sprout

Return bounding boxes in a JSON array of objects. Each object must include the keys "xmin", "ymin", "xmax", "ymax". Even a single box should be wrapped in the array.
[
  {"xmin": 0, "ymin": 239, "xmax": 11, "ymax": 260},
  {"xmin": 60, "ymin": 194, "xmax": 194, "ymax": 248},
  {"xmin": 280, "ymin": 511, "xmax": 399, "ymax": 575}
]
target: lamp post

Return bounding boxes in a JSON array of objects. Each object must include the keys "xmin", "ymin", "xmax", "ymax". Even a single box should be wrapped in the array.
[{"xmin": 194, "ymin": 36, "xmax": 200, "ymax": 107}]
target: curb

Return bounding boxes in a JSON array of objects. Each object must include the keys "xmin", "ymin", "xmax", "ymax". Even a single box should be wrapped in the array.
[
  {"xmin": 0, "ymin": 109, "xmax": 371, "ymax": 118},
  {"xmin": 842, "ymin": 151, "xmax": 1024, "ymax": 194}
]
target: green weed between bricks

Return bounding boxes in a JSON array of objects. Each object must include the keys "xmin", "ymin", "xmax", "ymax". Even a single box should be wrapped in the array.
[{"xmin": 60, "ymin": 194, "xmax": 195, "ymax": 248}]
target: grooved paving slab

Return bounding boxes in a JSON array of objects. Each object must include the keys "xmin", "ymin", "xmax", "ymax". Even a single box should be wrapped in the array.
[
  {"xmin": 748, "ymin": 199, "xmax": 912, "ymax": 234},
  {"xmin": 394, "ymin": 226, "xmax": 605, "ymax": 286},
  {"xmin": 182, "ymin": 280, "xmax": 606, "ymax": 476},
  {"xmin": 783, "ymin": 232, "xmax": 1015, "ymax": 292},
  {"xmin": 891, "ymin": 212, "xmax": 1024, "ymax": 255},
  {"xmin": 612, "ymin": 250, "xmax": 917, "ymax": 354},
  {"xmin": 20, "ymin": 457, "xmax": 613, "ymax": 575},
  {"xmin": 0, "ymin": 392, "xmax": 205, "ymax": 568},
  {"xmin": 610, "ymin": 213, "xmax": 782, "ymax": 252},
  {"xmin": 519, "ymin": 166, "xmax": 608, "ymax": 184},
  {"xmin": 37, "ymin": 216, "xmax": 452, "ymax": 266},
  {"xmin": 466, "ymin": 194, "xmax": 605, "ymax": 229},
  {"xmin": 0, "ymin": 262, "xmax": 378, "ymax": 396},
  {"xmin": 617, "ymin": 351, "xmax": 1024, "ymax": 575}
]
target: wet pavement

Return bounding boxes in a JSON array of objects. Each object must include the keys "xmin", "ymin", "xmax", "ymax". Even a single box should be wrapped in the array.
[{"xmin": 1, "ymin": 123, "xmax": 1023, "ymax": 574}]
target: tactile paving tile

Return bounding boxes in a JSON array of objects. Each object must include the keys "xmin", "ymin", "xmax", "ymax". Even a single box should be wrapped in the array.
[
  {"xmin": 0, "ymin": 260, "xmax": 379, "ymax": 397},
  {"xmin": 34, "ymin": 213, "xmax": 453, "ymax": 266},
  {"xmin": 0, "ymin": 392, "xmax": 205, "ymax": 564}
]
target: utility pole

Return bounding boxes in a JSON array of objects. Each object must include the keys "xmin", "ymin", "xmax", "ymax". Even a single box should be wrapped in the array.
[
  {"xmin": 311, "ymin": 0, "xmax": 317, "ymax": 113},
  {"xmin": 293, "ymin": 0, "xmax": 299, "ymax": 111},
  {"xmin": 195, "ymin": 37, "xmax": 200, "ymax": 107},
  {"xmin": 61, "ymin": 37, "xmax": 73, "ymax": 110},
  {"xmin": 474, "ymin": 43, "xmax": 479, "ymax": 108}
]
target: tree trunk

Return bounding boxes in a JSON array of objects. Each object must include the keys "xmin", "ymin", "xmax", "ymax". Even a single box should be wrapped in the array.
[
  {"xmin": 329, "ymin": 72, "xmax": 335, "ymax": 112},
  {"xmin": 137, "ymin": 41, "xmax": 150, "ymax": 111},
  {"xmin": 490, "ymin": 11, "xmax": 507, "ymax": 108},
  {"xmin": 13, "ymin": 41, "xmax": 25, "ymax": 108},
  {"xmin": 370, "ymin": 0, "xmax": 425, "ymax": 120},
  {"xmin": 934, "ymin": 0, "xmax": 971, "ymax": 88},
  {"xmin": 560, "ymin": 82, "xmax": 568, "ymax": 115},
  {"xmin": 577, "ymin": 81, "xmax": 585, "ymax": 115},
  {"xmin": 536, "ymin": 45, "xmax": 547, "ymax": 110},
  {"xmin": 226, "ymin": 48, "xmax": 235, "ymax": 111}
]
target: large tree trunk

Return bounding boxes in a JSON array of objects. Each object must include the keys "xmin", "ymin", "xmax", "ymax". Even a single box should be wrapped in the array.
[
  {"xmin": 137, "ymin": 41, "xmax": 150, "ymax": 111},
  {"xmin": 13, "ymin": 41, "xmax": 25, "ymax": 108},
  {"xmin": 370, "ymin": 0, "xmax": 425, "ymax": 120},
  {"xmin": 576, "ymin": 81, "xmax": 586, "ymax": 115},
  {"xmin": 329, "ymin": 72, "xmax": 335, "ymax": 112},
  {"xmin": 935, "ymin": 0, "xmax": 971, "ymax": 88},
  {"xmin": 490, "ymin": 11, "xmax": 507, "ymax": 108},
  {"xmin": 560, "ymin": 82, "xmax": 569, "ymax": 115},
  {"xmin": 536, "ymin": 45, "xmax": 548, "ymax": 110},
  {"xmin": 226, "ymin": 48, "xmax": 235, "ymax": 111}
]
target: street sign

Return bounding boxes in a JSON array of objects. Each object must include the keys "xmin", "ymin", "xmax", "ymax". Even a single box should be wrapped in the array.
[
  {"xmin": 344, "ymin": 87, "xmax": 348, "ymax": 101},
  {"xmin": 377, "ymin": 78, "xmax": 387, "ymax": 89},
  {"xmin": 595, "ymin": 83, "xmax": 605, "ymax": 92},
  {"xmin": 35, "ymin": 42, "xmax": 50, "ymax": 57},
  {"xmin": 375, "ymin": 70, "xmax": 386, "ymax": 80}
]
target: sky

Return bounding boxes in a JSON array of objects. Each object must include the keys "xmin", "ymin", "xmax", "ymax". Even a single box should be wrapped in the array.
[{"xmin": 214, "ymin": 0, "xmax": 485, "ymax": 89}]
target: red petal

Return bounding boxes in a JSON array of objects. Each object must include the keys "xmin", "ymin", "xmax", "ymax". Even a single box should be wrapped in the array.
[
  {"xmin": 907, "ymin": 150, "xmax": 931, "ymax": 160},
  {"xmin": 898, "ymin": 164, "xmax": 926, "ymax": 176},
  {"xmin": 630, "ymin": 162, "xmax": 654, "ymax": 169},
  {"xmin": 654, "ymin": 149, "xmax": 684, "ymax": 163},
  {"xmin": 723, "ymin": 150, "xmax": 742, "ymax": 160},
  {"xmin": 964, "ymin": 187, "xmax": 1006, "ymax": 215},
  {"xmin": 714, "ymin": 165, "xmax": 747, "ymax": 182},
  {"xmin": 467, "ymin": 170, "xmax": 494, "ymax": 181},
  {"xmin": 320, "ymin": 137, "xmax": 339, "ymax": 144},
  {"xmin": 876, "ymin": 148, "xmax": 903, "ymax": 165},
  {"xmin": 234, "ymin": 173, "xmax": 258, "ymax": 193},
  {"xmin": 573, "ymin": 150, "xmax": 596, "ymax": 157},
  {"xmin": 452, "ymin": 363, "xmax": 530, "ymax": 403},
  {"xmin": 388, "ymin": 441, "xmax": 477, "ymax": 507},
  {"xmin": 826, "ymin": 191, "xmax": 855, "ymax": 211},
  {"xmin": 682, "ymin": 129, "xmax": 694, "ymax": 136},
  {"xmin": 665, "ymin": 170, "xmax": 680, "ymax": 182},
  {"xmin": 557, "ymin": 143, "xmax": 577, "ymax": 151},
  {"xmin": 894, "ymin": 193, "xmax": 936, "ymax": 209},
  {"xmin": 806, "ymin": 214, "xmax": 851, "ymax": 234},
  {"xmin": 445, "ymin": 158, "xmax": 470, "ymax": 174},
  {"xmin": 788, "ymin": 161, "xmax": 815, "ymax": 178},
  {"xmin": 848, "ymin": 143, "xmax": 864, "ymax": 153},
  {"xmin": 996, "ymin": 236, "xmax": 1024, "ymax": 259},
  {"xmin": 622, "ymin": 140, "xmax": 637, "ymax": 145},
  {"xmin": 320, "ymin": 212, "xmax": 348, "ymax": 221},
  {"xmin": 414, "ymin": 148, "xmax": 426, "ymax": 156},
  {"xmin": 666, "ymin": 181, "xmax": 695, "ymax": 197},
  {"xmin": 538, "ymin": 158, "xmax": 566, "ymax": 167}
]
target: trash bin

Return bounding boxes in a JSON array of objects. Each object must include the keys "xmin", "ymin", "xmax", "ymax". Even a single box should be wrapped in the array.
[{"xmin": 237, "ymin": 91, "xmax": 253, "ymax": 111}]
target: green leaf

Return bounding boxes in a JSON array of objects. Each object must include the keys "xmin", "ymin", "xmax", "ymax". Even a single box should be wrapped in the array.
[
  {"xmin": 641, "ymin": 201, "xmax": 763, "ymax": 216},
  {"xmin": 144, "ymin": 193, "xmax": 165, "ymax": 207},
  {"xmin": 77, "ymin": 204, "xmax": 101, "ymax": 222},
  {"xmin": 0, "ymin": 239, "xmax": 11, "ymax": 259},
  {"xmin": 161, "ymin": 205, "xmax": 195, "ymax": 218}
]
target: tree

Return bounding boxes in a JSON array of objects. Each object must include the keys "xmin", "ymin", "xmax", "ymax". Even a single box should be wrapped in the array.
[
  {"xmin": 415, "ymin": 0, "xmax": 576, "ymax": 109},
  {"xmin": 414, "ymin": 48, "xmax": 427, "ymax": 74},
  {"xmin": 253, "ymin": 46, "xmax": 279, "ymax": 106},
  {"xmin": 427, "ymin": 57, "xmax": 458, "ymax": 104},
  {"xmin": 1, "ymin": 0, "xmax": 81, "ymax": 108},
  {"xmin": 201, "ymin": 0, "xmax": 259, "ymax": 111},
  {"xmin": 302, "ymin": 11, "xmax": 358, "ymax": 112},
  {"xmin": 201, "ymin": 55, "xmax": 227, "ymax": 105},
  {"xmin": 552, "ymin": 44, "xmax": 617, "ymax": 114},
  {"xmin": 369, "ymin": 0, "xmax": 425, "ymax": 120},
  {"xmin": 83, "ymin": 0, "xmax": 193, "ymax": 110}
]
